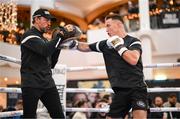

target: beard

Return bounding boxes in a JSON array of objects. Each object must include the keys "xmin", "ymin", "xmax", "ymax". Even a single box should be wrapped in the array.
[
  {"xmin": 156, "ymin": 104, "xmax": 163, "ymax": 107},
  {"xmin": 40, "ymin": 27, "xmax": 47, "ymax": 33},
  {"xmin": 40, "ymin": 26, "xmax": 50, "ymax": 33}
]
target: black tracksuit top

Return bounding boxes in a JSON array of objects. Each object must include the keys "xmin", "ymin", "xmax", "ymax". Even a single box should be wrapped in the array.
[{"xmin": 20, "ymin": 26, "xmax": 61, "ymax": 88}]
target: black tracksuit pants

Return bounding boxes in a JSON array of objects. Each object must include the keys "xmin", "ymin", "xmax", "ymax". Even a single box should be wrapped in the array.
[{"xmin": 21, "ymin": 87, "xmax": 65, "ymax": 118}]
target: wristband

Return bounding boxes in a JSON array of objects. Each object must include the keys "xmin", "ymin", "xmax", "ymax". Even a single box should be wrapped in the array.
[{"xmin": 118, "ymin": 47, "xmax": 128, "ymax": 56}]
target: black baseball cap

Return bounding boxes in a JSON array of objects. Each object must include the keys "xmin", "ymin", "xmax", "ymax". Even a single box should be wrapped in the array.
[{"xmin": 33, "ymin": 8, "xmax": 56, "ymax": 21}]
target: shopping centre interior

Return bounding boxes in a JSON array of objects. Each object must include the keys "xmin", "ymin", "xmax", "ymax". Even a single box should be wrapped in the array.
[{"xmin": 0, "ymin": 0, "xmax": 180, "ymax": 118}]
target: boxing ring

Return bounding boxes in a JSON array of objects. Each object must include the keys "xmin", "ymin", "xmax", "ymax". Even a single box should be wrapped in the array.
[{"xmin": 0, "ymin": 54, "xmax": 180, "ymax": 117}]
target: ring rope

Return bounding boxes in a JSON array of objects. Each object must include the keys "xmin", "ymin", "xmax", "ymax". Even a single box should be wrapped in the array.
[
  {"xmin": 1, "ymin": 107, "xmax": 180, "ymax": 117},
  {"xmin": 0, "ymin": 108, "xmax": 45, "ymax": 118},
  {"xmin": 0, "ymin": 87, "xmax": 21, "ymax": 93},
  {"xmin": 1, "ymin": 87, "xmax": 180, "ymax": 93},
  {"xmin": 1, "ymin": 55, "xmax": 180, "ymax": 117},
  {"xmin": 66, "ymin": 107, "xmax": 180, "ymax": 112},
  {"xmin": 66, "ymin": 87, "xmax": 180, "ymax": 93},
  {"xmin": 1, "ymin": 54, "xmax": 180, "ymax": 71},
  {"xmin": 0, "ymin": 54, "xmax": 21, "ymax": 64}
]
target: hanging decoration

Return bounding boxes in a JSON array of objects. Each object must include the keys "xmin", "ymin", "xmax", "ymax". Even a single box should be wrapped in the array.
[{"xmin": 0, "ymin": 0, "xmax": 17, "ymax": 32}]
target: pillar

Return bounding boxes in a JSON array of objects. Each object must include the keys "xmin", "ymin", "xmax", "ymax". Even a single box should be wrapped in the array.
[{"xmin": 138, "ymin": 0, "xmax": 153, "ymax": 79}]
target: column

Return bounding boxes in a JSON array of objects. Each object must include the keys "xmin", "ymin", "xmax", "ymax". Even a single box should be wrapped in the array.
[
  {"xmin": 139, "ymin": 0, "xmax": 150, "ymax": 30},
  {"xmin": 138, "ymin": 0, "xmax": 153, "ymax": 79},
  {"xmin": 141, "ymin": 35, "xmax": 153, "ymax": 79}
]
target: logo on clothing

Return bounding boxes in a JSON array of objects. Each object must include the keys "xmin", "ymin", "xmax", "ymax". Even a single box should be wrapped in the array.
[{"xmin": 136, "ymin": 101, "xmax": 146, "ymax": 108}]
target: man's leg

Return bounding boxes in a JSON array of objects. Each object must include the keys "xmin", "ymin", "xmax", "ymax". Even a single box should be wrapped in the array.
[
  {"xmin": 133, "ymin": 110, "xmax": 147, "ymax": 119},
  {"xmin": 40, "ymin": 87, "xmax": 65, "ymax": 118},
  {"xmin": 106, "ymin": 88, "xmax": 131, "ymax": 118},
  {"xmin": 22, "ymin": 88, "xmax": 41, "ymax": 118},
  {"xmin": 131, "ymin": 88, "xmax": 148, "ymax": 119}
]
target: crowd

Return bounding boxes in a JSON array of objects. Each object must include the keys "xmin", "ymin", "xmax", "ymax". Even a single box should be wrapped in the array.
[
  {"xmin": 0, "ymin": 92, "xmax": 180, "ymax": 119},
  {"xmin": 66, "ymin": 92, "xmax": 112, "ymax": 119},
  {"xmin": 65, "ymin": 92, "xmax": 180, "ymax": 119},
  {"xmin": 149, "ymin": 93, "xmax": 180, "ymax": 119}
]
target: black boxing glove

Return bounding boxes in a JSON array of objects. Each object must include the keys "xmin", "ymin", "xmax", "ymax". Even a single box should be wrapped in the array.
[
  {"xmin": 52, "ymin": 26, "xmax": 67, "ymax": 40},
  {"xmin": 64, "ymin": 24, "xmax": 82, "ymax": 38},
  {"xmin": 53, "ymin": 24, "xmax": 82, "ymax": 49},
  {"xmin": 52, "ymin": 24, "xmax": 82, "ymax": 40}
]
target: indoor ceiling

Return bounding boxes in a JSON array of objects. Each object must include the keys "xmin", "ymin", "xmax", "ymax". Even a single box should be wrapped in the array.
[
  {"xmin": 14, "ymin": 0, "xmax": 128, "ymax": 30},
  {"xmin": 15, "ymin": 0, "xmax": 124, "ymax": 18},
  {"xmin": 54, "ymin": 0, "xmax": 123, "ymax": 17}
]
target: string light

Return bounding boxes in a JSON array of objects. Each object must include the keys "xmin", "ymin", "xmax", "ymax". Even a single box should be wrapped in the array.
[
  {"xmin": 0, "ymin": 0, "xmax": 17, "ymax": 32},
  {"xmin": 4, "ymin": 77, "xmax": 8, "ymax": 82}
]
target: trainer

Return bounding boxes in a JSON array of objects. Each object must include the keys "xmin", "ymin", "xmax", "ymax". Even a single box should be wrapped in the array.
[{"xmin": 20, "ymin": 8, "xmax": 76, "ymax": 118}]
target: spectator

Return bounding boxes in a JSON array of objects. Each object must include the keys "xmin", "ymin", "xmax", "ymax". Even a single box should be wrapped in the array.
[
  {"xmin": 102, "ymin": 94, "xmax": 112, "ymax": 104},
  {"xmin": 72, "ymin": 100, "xmax": 89, "ymax": 119},
  {"xmin": 90, "ymin": 99, "xmax": 109, "ymax": 119},
  {"xmin": 87, "ymin": 93, "xmax": 100, "ymax": 107},
  {"xmin": 72, "ymin": 93, "xmax": 92, "ymax": 117},
  {"xmin": 73, "ymin": 93, "xmax": 88, "ymax": 102},
  {"xmin": 164, "ymin": 93, "xmax": 180, "ymax": 107},
  {"xmin": 150, "ymin": 96, "xmax": 167, "ymax": 119},
  {"xmin": 15, "ymin": 99, "xmax": 23, "ymax": 110},
  {"xmin": 163, "ymin": 93, "xmax": 180, "ymax": 118},
  {"xmin": 154, "ymin": 96, "xmax": 164, "ymax": 107}
]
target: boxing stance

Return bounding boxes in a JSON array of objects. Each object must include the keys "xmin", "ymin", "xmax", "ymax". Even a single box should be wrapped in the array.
[
  {"xmin": 60, "ymin": 14, "xmax": 148, "ymax": 119},
  {"xmin": 20, "ymin": 8, "xmax": 81, "ymax": 118}
]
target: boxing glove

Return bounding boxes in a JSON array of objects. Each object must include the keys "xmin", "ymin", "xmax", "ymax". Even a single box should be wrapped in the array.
[
  {"xmin": 107, "ymin": 35, "xmax": 128, "ymax": 56},
  {"xmin": 52, "ymin": 24, "xmax": 82, "ymax": 49},
  {"xmin": 59, "ymin": 40, "xmax": 78, "ymax": 50},
  {"xmin": 52, "ymin": 25, "xmax": 82, "ymax": 40}
]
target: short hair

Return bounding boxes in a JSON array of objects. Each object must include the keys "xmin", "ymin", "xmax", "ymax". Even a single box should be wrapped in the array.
[
  {"xmin": 32, "ymin": 16, "xmax": 40, "ymax": 24},
  {"xmin": 73, "ymin": 100, "xmax": 86, "ymax": 107},
  {"xmin": 105, "ymin": 13, "xmax": 124, "ymax": 23},
  {"xmin": 169, "ymin": 93, "xmax": 177, "ymax": 98},
  {"xmin": 32, "ymin": 18, "xmax": 35, "ymax": 24}
]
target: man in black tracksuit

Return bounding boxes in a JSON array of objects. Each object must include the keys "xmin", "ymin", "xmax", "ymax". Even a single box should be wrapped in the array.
[
  {"xmin": 66, "ymin": 14, "xmax": 149, "ymax": 119},
  {"xmin": 20, "ymin": 8, "xmax": 65, "ymax": 118}
]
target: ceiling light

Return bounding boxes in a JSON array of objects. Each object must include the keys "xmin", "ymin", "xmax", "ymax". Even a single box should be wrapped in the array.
[
  {"xmin": 59, "ymin": 21, "xmax": 65, "ymax": 26},
  {"xmin": 15, "ymin": 81, "xmax": 19, "ymax": 84},
  {"xmin": 154, "ymin": 74, "xmax": 167, "ymax": 80},
  {"xmin": 4, "ymin": 77, "xmax": 8, "ymax": 82}
]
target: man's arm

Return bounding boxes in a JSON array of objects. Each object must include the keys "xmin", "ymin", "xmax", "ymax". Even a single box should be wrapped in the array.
[
  {"xmin": 77, "ymin": 42, "xmax": 92, "ymax": 52},
  {"xmin": 121, "ymin": 50, "xmax": 140, "ymax": 65},
  {"xmin": 122, "ymin": 38, "xmax": 142, "ymax": 65},
  {"xmin": 51, "ymin": 49, "xmax": 61, "ymax": 68},
  {"xmin": 57, "ymin": 39, "xmax": 94, "ymax": 52},
  {"xmin": 107, "ymin": 35, "xmax": 141, "ymax": 65},
  {"xmin": 21, "ymin": 35, "xmax": 61, "ymax": 57}
]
